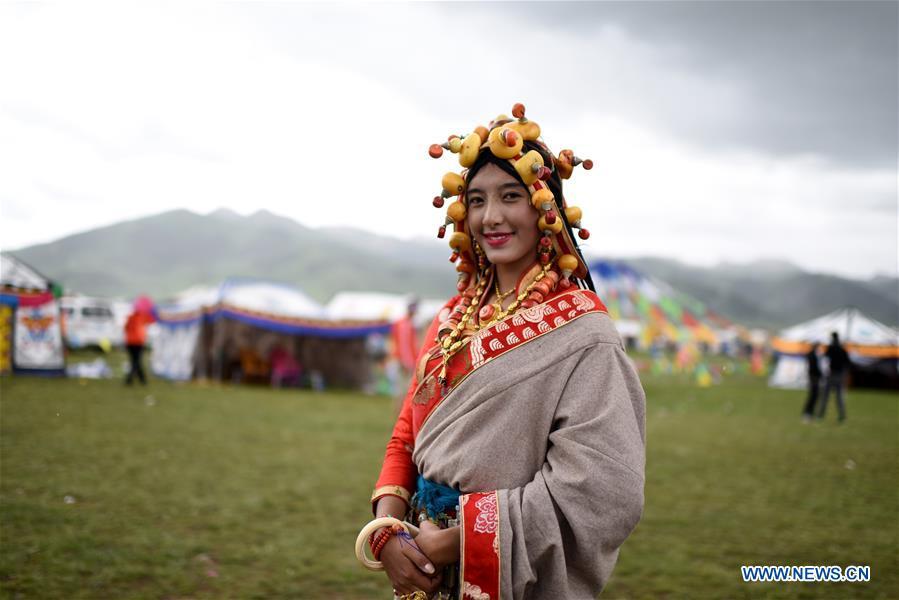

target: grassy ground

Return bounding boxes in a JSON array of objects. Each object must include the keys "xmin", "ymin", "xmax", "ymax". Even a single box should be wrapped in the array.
[{"xmin": 0, "ymin": 373, "xmax": 896, "ymax": 599}]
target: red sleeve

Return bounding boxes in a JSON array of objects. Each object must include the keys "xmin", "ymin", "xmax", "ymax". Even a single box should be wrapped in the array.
[{"xmin": 371, "ymin": 297, "xmax": 456, "ymax": 513}]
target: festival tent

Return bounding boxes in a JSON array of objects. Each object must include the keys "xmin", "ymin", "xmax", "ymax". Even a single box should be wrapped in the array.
[
  {"xmin": 151, "ymin": 279, "xmax": 392, "ymax": 387},
  {"xmin": 769, "ymin": 307, "xmax": 899, "ymax": 389},
  {"xmin": 0, "ymin": 253, "xmax": 65, "ymax": 375},
  {"xmin": 325, "ymin": 292, "xmax": 446, "ymax": 329}
]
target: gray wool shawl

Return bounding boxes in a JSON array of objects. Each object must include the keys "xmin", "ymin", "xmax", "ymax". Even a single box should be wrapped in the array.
[{"xmin": 412, "ymin": 312, "xmax": 646, "ymax": 599}]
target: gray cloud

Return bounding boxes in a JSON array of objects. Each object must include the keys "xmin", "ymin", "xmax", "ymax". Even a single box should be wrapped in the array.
[{"xmin": 470, "ymin": 1, "xmax": 898, "ymax": 168}]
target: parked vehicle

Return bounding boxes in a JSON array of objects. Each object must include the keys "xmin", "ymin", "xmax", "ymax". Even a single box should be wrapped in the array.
[{"xmin": 60, "ymin": 296, "xmax": 124, "ymax": 349}]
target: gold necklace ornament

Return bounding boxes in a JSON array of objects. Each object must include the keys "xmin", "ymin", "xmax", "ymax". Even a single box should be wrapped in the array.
[
  {"xmin": 477, "ymin": 260, "xmax": 555, "ymax": 329},
  {"xmin": 492, "ymin": 278, "xmax": 515, "ymax": 313},
  {"xmin": 436, "ymin": 273, "xmax": 488, "ymax": 384}
]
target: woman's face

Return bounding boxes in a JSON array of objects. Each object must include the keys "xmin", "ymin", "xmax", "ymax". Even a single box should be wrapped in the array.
[{"xmin": 466, "ymin": 163, "xmax": 541, "ymax": 273}]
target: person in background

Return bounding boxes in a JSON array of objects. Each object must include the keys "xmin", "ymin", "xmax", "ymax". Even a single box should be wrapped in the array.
[
  {"xmin": 124, "ymin": 307, "xmax": 155, "ymax": 386},
  {"xmin": 816, "ymin": 332, "xmax": 850, "ymax": 422},
  {"xmin": 390, "ymin": 299, "xmax": 419, "ymax": 409},
  {"xmin": 801, "ymin": 342, "xmax": 820, "ymax": 423}
]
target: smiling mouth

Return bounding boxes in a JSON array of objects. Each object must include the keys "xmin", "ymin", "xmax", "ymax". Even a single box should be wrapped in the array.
[{"xmin": 483, "ymin": 232, "xmax": 514, "ymax": 247}]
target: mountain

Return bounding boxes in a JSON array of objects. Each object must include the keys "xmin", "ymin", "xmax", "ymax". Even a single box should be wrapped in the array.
[
  {"xmin": 624, "ymin": 257, "xmax": 898, "ymax": 329},
  {"xmin": 7, "ymin": 209, "xmax": 896, "ymax": 329},
  {"xmin": 8, "ymin": 209, "xmax": 456, "ymax": 302}
]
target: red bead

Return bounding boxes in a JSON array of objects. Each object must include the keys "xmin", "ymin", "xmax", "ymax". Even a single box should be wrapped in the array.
[
  {"xmin": 539, "ymin": 253, "xmax": 550, "ymax": 265},
  {"xmin": 545, "ymin": 211, "xmax": 556, "ymax": 225},
  {"xmin": 521, "ymin": 300, "xmax": 537, "ymax": 309},
  {"xmin": 578, "ymin": 228, "xmax": 590, "ymax": 240},
  {"xmin": 582, "ymin": 159, "xmax": 593, "ymax": 170},
  {"xmin": 501, "ymin": 129, "xmax": 519, "ymax": 146},
  {"xmin": 433, "ymin": 196, "xmax": 445, "ymax": 208},
  {"xmin": 448, "ymin": 134, "xmax": 459, "ymax": 142},
  {"xmin": 437, "ymin": 225, "xmax": 446, "ymax": 238},
  {"xmin": 539, "ymin": 237, "xmax": 552, "ymax": 247},
  {"xmin": 463, "ymin": 288, "xmax": 477, "ymax": 299},
  {"xmin": 512, "ymin": 103, "xmax": 526, "ymax": 119},
  {"xmin": 449, "ymin": 252, "xmax": 459, "ymax": 263},
  {"xmin": 559, "ymin": 277, "xmax": 571, "ymax": 289},
  {"xmin": 429, "ymin": 144, "xmax": 443, "ymax": 158},
  {"xmin": 479, "ymin": 305, "xmax": 496, "ymax": 321},
  {"xmin": 537, "ymin": 166, "xmax": 552, "ymax": 181},
  {"xmin": 457, "ymin": 280, "xmax": 469, "ymax": 292},
  {"xmin": 528, "ymin": 291, "xmax": 543, "ymax": 303}
]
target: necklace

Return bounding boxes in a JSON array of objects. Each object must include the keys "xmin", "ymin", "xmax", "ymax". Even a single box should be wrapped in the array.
[{"xmin": 493, "ymin": 279, "xmax": 515, "ymax": 312}]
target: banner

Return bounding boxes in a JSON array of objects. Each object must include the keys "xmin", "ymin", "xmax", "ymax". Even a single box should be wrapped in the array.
[
  {"xmin": 0, "ymin": 303, "xmax": 13, "ymax": 375},
  {"xmin": 151, "ymin": 321, "xmax": 200, "ymax": 381},
  {"xmin": 14, "ymin": 297, "xmax": 65, "ymax": 372}
]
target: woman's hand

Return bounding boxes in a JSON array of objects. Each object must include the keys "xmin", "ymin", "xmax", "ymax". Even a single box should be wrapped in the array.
[
  {"xmin": 379, "ymin": 528, "xmax": 442, "ymax": 597},
  {"xmin": 413, "ymin": 521, "xmax": 460, "ymax": 571}
]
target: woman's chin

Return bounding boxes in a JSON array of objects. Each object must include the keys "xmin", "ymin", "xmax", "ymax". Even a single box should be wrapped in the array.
[{"xmin": 484, "ymin": 249, "xmax": 530, "ymax": 267}]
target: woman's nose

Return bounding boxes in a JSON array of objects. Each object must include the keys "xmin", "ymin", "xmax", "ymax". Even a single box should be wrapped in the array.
[{"xmin": 482, "ymin": 198, "xmax": 503, "ymax": 227}]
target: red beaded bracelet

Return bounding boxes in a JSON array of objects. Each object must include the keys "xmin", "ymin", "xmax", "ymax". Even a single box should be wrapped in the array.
[{"xmin": 371, "ymin": 524, "xmax": 402, "ymax": 560}]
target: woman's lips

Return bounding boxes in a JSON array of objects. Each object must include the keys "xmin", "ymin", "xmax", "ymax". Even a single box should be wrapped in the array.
[{"xmin": 483, "ymin": 232, "xmax": 513, "ymax": 247}]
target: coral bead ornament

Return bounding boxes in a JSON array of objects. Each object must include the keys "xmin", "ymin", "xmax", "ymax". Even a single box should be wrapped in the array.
[
  {"xmin": 578, "ymin": 228, "xmax": 591, "ymax": 240},
  {"xmin": 538, "ymin": 214, "xmax": 563, "ymax": 234},
  {"xmin": 429, "ymin": 144, "xmax": 444, "ymax": 159},
  {"xmin": 488, "ymin": 126, "xmax": 524, "ymax": 159},
  {"xmin": 558, "ymin": 254, "xmax": 578, "ymax": 289},
  {"xmin": 433, "ymin": 196, "xmax": 445, "ymax": 208}
]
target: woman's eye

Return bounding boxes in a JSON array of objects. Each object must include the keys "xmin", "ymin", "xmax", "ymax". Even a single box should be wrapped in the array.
[
  {"xmin": 469, "ymin": 197, "xmax": 484, "ymax": 206},
  {"xmin": 503, "ymin": 192, "xmax": 521, "ymax": 201}
]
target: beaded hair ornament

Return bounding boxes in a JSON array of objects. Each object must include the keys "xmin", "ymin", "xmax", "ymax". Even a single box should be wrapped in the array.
[{"xmin": 427, "ymin": 103, "xmax": 595, "ymax": 383}]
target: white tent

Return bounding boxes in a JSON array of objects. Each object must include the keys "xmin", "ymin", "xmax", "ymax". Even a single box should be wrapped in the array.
[
  {"xmin": 0, "ymin": 253, "xmax": 49, "ymax": 290},
  {"xmin": 326, "ymin": 292, "xmax": 445, "ymax": 329},
  {"xmin": 151, "ymin": 279, "xmax": 393, "ymax": 385},
  {"xmin": 769, "ymin": 307, "xmax": 898, "ymax": 389}
]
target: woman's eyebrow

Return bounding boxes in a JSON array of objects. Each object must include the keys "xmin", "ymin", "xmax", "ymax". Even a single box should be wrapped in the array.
[{"xmin": 468, "ymin": 183, "xmax": 523, "ymax": 196}]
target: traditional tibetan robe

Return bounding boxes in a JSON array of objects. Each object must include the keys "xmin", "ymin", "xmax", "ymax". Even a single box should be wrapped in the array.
[{"xmin": 372, "ymin": 283, "xmax": 646, "ymax": 600}]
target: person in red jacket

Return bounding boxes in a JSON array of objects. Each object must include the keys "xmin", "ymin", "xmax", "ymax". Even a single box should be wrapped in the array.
[{"xmin": 124, "ymin": 308, "xmax": 155, "ymax": 385}]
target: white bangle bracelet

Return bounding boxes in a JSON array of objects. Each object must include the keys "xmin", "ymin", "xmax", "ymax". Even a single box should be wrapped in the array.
[{"xmin": 355, "ymin": 516, "xmax": 421, "ymax": 571}]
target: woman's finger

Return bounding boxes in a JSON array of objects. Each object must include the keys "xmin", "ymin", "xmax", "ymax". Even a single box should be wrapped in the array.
[{"xmin": 395, "ymin": 529, "xmax": 437, "ymax": 575}]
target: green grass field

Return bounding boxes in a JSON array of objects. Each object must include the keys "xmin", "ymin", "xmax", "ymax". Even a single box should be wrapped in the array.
[{"xmin": 1, "ymin": 373, "xmax": 896, "ymax": 599}]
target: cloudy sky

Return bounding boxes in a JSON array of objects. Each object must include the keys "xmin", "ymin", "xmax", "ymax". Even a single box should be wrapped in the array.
[{"xmin": 1, "ymin": 1, "xmax": 896, "ymax": 279}]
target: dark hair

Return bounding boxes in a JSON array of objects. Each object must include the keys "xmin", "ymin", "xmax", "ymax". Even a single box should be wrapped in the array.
[{"xmin": 464, "ymin": 141, "xmax": 596, "ymax": 292}]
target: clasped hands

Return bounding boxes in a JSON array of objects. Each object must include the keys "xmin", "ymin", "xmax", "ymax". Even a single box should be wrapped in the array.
[{"xmin": 380, "ymin": 521, "xmax": 460, "ymax": 598}]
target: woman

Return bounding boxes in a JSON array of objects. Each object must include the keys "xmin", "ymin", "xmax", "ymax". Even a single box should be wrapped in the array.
[{"xmin": 363, "ymin": 104, "xmax": 646, "ymax": 600}]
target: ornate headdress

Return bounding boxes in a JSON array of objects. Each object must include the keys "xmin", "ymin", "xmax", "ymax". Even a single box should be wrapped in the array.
[
  {"xmin": 427, "ymin": 103, "xmax": 597, "ymax": 383},
  {"xmin": 428, "ymin": 102, "xmax": 593, "ymax": 294}
]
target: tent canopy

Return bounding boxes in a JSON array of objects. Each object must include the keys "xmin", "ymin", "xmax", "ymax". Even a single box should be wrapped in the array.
[
  {"xmin": 157, "ymin": 278, "xmax": 390, "ymax": 338},
  {"xmin": 326, "ymin": 292, "xmax": 445, "ymax": 329},
  {"xmin": 772, "ymin": 307, "xmax": 898, "ymax": 357},
  {"xmin": 1, "ymin": 253, "xmax": 50, "ymax": 291}
]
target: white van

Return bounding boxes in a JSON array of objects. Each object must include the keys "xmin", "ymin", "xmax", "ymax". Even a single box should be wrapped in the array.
[{"xmin": 60, "ymin": 296, "xmax": 125, "ymax": 349}]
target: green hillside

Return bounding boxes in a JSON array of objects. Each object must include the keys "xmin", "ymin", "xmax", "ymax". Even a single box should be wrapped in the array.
[
  {"xmin": 7, "ymin": 209, "xmax": 897, "ymax": 329},
  {"xmin": 627, "ymin": 257, "xmax": 898, "ymax": 329},
  {"xmin": 10, "ymin": 209, "xmax": 455, "ymax": 302}
]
